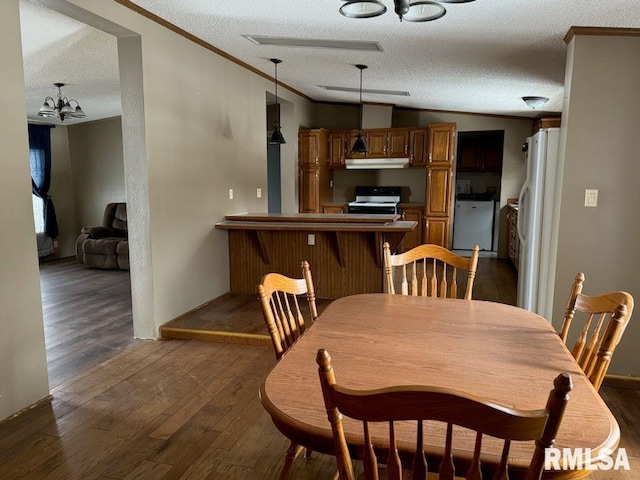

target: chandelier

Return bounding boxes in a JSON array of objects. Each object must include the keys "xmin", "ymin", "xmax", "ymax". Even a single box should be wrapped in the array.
[
  {"xmin": 340, "ymin": 0, "xmax": 475, "ymax": 22},
  {"xmin": 37, "ymin": 83, "xmax": 86, "ymax": 122}
]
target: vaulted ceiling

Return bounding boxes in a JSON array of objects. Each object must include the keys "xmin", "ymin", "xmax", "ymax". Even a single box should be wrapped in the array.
[{"xmin": 19, "ymin": 0, "xmax": 640, "ymax": 124}]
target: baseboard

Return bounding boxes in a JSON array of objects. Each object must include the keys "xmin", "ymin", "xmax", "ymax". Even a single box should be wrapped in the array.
[{"xmin": 0, "ymin": 394, "xmax": 53, "ymax": 426}]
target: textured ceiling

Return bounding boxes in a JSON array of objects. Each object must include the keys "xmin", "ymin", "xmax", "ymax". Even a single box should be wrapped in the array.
[{"xmin": 19, "ymin": 0, "xmax": 640, "ymax": 124}]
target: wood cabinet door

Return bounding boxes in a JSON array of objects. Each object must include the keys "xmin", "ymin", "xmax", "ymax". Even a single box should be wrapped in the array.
[
  {"xmin": 399, "ymin": 206, "xmax": 424, "ymax": 251},
  {"xmin": 388, "ymin": 130, "xmax": 410, "ymax": 157},
  {"xmin": 322, "ymin": 205, "xmax": 347, "ymax": 214},
  {"xmin": 428, "ymin": 123, "xmax": 456, "ymax": 166},
  {"xmin": 409, "ymin": 129, "xmax": 428, "ymax": 167},
  {"xmin": 457, "ymin": 136, "xmax": 482, "ymax": 171},
  {"xmin": 365, "ymin": 130, "xmax": 388, "ymax": 158},
  {"xmin": 483, "ymin": 130, "xmax": 505, "ymax": 171},
  {"xmin": 299, "ymin": 167, "xmax": 320, "ymax": 213},
  {"xmin": 424, "ymin": 217, "xmax": 450, "ymax": 247},
  {"xmin": 328, "ymin": 131, "xmax": 346, "ymax": 168},
  {"xmin": 298, "ymin": 130, "xmax": 321, "ymax": 166},
  {"xmin": 426, "ymin": 167, "xmax": 452, "ymax": 216}
]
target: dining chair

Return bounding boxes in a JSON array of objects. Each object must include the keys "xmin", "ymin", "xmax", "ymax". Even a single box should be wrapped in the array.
[
  {"xmin": 560, "ymin": 272, "xmax": 634, "ymax": 391},
  {"xmin": 257, "ymin": 260, "xmax": 318, "ymax": 479},
  {"xmin": 383, "ymin": 242, "xmax": 479, "ymax": 299},
  {"xmin": 317, "ymin": 348, "xmax": 572, "ymax": 480}
]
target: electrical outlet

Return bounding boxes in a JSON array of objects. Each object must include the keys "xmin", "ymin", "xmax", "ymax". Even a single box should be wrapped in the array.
[
  {"xmin": 229, "ymin": 188, "xmax": 234, "ymax": 200},
  {"xmin": 257, "ymin": 188, "xmax": 262, "ymax": 198},
  {"xmin": 53, "ymin": 240, "xmax": 58, "ymax": 248},
  {"xmin": 584, "ymin": 189, "xmax": 598, "ymax": 207},
  {"xmin": 307, "ymin": 234, "xmax": 315, "ymax": 246}
]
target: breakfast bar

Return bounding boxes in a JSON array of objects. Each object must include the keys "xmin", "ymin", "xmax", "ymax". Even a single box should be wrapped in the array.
[{"xmin": 215, "ymin": 213, "xmax": 416, "ymax": 299}]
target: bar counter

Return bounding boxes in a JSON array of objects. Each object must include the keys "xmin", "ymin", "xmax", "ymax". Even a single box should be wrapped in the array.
[{"xmin": 215, "ymin": 213, "xmax": 416, "ymax": 299}]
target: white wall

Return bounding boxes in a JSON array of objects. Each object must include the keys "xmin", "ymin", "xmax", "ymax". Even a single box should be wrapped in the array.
[
  {"xmin": 552, "ymin": 32, "xmax": 640, "ymax": 377},
  {"xmin": 0, "ymin": 0, "xmax": 49, "ymax": 421}
]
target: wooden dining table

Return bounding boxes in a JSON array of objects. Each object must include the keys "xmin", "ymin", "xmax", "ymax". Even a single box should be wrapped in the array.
[{"xmin": 259, "ymin": 294, "xmax": 620, "ymax": 479}]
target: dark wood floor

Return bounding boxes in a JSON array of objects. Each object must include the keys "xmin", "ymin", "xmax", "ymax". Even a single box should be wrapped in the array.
[
  {"xmin": 0, "ymin": 257, "xmax": 634, "ymax": 479},
  {"xmin": 39, "ymin": 258, "xmax": 138, "ymax": 388}
]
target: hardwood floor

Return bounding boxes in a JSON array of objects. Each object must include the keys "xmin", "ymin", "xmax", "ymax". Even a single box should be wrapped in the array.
[
  {"xmin": 1, "ymin": 257, "xmax": 634, "ymax": 479},
  {"xmin": 39, "ymin": 257, "xmax": 138, "ymax": 388}
]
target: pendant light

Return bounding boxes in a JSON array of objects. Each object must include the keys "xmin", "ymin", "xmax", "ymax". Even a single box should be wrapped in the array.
[
  {"xmin": 351, "ymin": 64, "xmax": 368, "ymax": 154},
  {"xmin": 269, "ymin": 58, "xmax": 286, "ymax": 144}
]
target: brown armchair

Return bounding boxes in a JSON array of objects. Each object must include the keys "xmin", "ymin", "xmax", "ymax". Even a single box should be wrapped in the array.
[{"xmin": 75, "ymin": 203, "xmax": 129, "ymax": 270}]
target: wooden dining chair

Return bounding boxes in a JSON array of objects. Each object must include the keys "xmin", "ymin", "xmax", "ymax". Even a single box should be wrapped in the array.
[
  {"xmin": 257, "ymin": 261, "xmax": 318, "ymax": 479},
  {"xmin": 383, "ymin": 242, "xmax": 479, "ymax": 299},
  {"xmin": 317, "ymin": 348, "xmax": 572, "ymax": 480},
  {"xmin": 560, "ymin": 272, "xmax": 634, "ymax": 391}
]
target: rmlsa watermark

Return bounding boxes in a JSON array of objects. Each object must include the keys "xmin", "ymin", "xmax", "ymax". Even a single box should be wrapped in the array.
[{"xmin": 545, "ymin": 447, "xmax": 630, "ymax": 471}]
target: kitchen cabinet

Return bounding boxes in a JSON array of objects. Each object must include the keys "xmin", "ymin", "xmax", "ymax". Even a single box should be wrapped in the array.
[
  {"xmin": 298, "ymin": 129, "xmax": 333, "ymax": 213},
  {"xmin": 426, "ymin": 167, "xmax": 453, "ymax": 217},
  {"xmin": 409, "ymin": 129, "xmax": 428, "ymax": 167},
  {"xmin": 365, "ymin": 130, "xmax": 388, "ymax": 157},
  {"xmin": 328, "ymin": 131, "xmax": 347, "ymax": 168},
  {"xmin": 424, "ymin": 217, "xmax": 450, "ymax": 247},
  {"xmin": 507, "ymin": 203, "xmax": 519, "ymax": 269},
  {"xmin": 398, "ymin": 204, "xmax": 424, "ymax": 251},
  {"xmin": 457, "ymin": 130, "xmax": 504, "ymax": 172},
  {"xmin": 427, "ymin": 123, "xmax": 456, "ymax": 166},
  {"xmin": 388, "ymin": 129, "xmax": 410, "ymax": 157},
  {"xmin": 322, "ymin": 203, "xmax": 348, "ymax": 214}
]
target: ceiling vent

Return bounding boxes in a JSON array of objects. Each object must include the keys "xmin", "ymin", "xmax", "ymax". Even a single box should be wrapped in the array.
[
  {"xmin": 319, "ymin": 85, "xmax": 409, "ymax": 97},
  {"xmin": 243, "ymin": 35, "xmax": 384, "ymax": 52}
]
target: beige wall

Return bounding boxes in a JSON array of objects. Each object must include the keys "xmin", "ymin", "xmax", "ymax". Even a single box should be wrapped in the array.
[
  {"xmin": 552, "ymin": 33, "xmax": 640, "ymax": 376},
  {"xmin": 68, "ymin": 118, "xmax": 126, "ymax": 232},
  {"xmin": 48, "ymin": 125, "xmax": 77, "ymax": 258},
  {"xmin": 0, "ymin": 0, "xmax": 49, "ymax": 421}
]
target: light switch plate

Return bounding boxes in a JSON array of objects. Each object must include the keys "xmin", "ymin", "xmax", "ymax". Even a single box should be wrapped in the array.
[
  {"xmin": 229, "ymin": 188, "xmax": 234, "ymax": 200},
  {"xmin": 257, "ymin": 188, "xmax": 262, "ymax": 198},
  {"xmin": 307, "ymin": 234, "xmax": 315, "ymax": 246},
  {"xmin": 584, "ymin": 189, "xmax": 598, "ymax": 207}
]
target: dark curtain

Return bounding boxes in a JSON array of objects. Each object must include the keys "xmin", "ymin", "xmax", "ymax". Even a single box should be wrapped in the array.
[{"xmin": 28, "ymin": 124, "xmax": 58, "ymax": 238}]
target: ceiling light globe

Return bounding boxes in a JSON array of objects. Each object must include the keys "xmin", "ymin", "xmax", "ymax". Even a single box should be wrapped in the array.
[
  {"xmin": 340, "ymin": 0, "xmax": 387, "ymax": 18},
  {"xmin": 403, "ymin": 1, "xmax": 446, "ymax": 22},
  {"xmin": 522, "ymin": 96, "xmax": 549, "ymax": 109}
]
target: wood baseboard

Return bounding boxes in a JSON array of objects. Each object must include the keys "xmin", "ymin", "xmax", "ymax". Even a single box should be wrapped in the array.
[
  {"xmin": 160, "ymin": 326, "xmax": 271, "ymax": 346},
  {"xmin": 0, "ymin": 394, "xmax": 53, "ymax": 426}
]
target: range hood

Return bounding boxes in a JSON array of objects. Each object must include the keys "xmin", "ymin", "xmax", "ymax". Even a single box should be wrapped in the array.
[{"xmin": 345, "ymin": 158, "xmax": 409, "ymax": 169}]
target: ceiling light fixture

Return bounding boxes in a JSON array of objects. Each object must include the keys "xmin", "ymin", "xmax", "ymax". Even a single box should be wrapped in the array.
[
  {"xmin": 522, "ymin": 96, "xmax": 549, "ymax": 109},
  {"xmin": 351, "ymin": 64, "xmax": 368, "ymax": 154},
  {"xmin": 269, "ymin": 58, "xmax": 286, "ymax": 145},
  {"xmin": 37, "ymin": 83, "xmax": 86, "ymax": 122},
  {"xmin": 339, "ymin": 0, "xmax": 474, "ymax": 22}
]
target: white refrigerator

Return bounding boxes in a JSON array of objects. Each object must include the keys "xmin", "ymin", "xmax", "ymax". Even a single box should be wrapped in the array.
[{"xmin": 516, "ymin": 127, "xmax": 561, "ymax": 319}]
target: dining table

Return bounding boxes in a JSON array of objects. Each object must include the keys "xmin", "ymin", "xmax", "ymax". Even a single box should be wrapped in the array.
[{"xmin": 259, "ymin": 293, "xmax": 620, "ymax": 479}]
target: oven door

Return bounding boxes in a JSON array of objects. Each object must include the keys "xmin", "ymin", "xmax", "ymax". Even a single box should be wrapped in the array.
[{"xmin": 347, "ymin": 204, "xmax": 397, "ymax": 215}]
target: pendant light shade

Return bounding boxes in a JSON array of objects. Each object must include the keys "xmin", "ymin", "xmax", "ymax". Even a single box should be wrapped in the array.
[
  {"xmin": 351, "ymin": 64, "xmax": 368, "ymax": 155},
  {"xmin": 269, "ymin": 58, "xmax": 286, "ymax": 144}
]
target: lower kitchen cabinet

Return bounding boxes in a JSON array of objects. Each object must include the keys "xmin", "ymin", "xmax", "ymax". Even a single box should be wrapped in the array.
[
  {"xmin": 424, "ymin": 216, "xmax": 450, "ymax": 248},
  {"xmin": 398, "ymin": 204, "xmax": 424, "ymax": 251},
  {"xmin": 322, "ymin": 203, "xmax": 348, "ymax": 214}
]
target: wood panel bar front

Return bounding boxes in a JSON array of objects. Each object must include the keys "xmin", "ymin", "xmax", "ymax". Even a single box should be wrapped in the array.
[{"xmin": 216, "ymin": 214, "xmax": 416, "ymax": 299}]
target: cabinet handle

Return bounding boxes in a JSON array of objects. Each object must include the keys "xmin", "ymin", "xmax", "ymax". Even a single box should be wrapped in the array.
[{"xmin": 402, "ymin": 212, "xmax": 406, "ymax": 220}]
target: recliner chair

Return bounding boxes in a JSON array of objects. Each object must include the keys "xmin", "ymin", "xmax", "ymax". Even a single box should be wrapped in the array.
[{"xmin": 75, "ymin": 203, "xmax": 129, "ymax": 270}]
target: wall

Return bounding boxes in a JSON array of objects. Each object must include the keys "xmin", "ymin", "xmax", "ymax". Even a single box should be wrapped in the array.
[
  {"xmin": 68, "ymin": 117, "xmax": 126, "ymax": 232},
  {"xmin": 45, "ymin": 0, "xmax": 314, "ymax": 340},
  {"xmin": 552, "ymin": 32, "xmax": 640, "ymax": 377},
  {"xmin": 48, "ymin": 125, "xmax": 77, "ymax": 258},
  {"xmin": 0, "ymin": 0, "xmax": 49, "ymax": 421}
]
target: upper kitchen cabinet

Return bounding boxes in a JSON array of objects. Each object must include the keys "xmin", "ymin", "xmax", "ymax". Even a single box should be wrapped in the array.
[
  {"xmin": 409, "ymin": 129, "xmax": 428, "ymax": 167},
  {"xmin": 388, "ymin": 129, "xmax": 410, "ymax": 157},
  {"xmin": 427, "ymin": 123, "xmax": 456, "ymax": 166},
  {"xmin": 457, "ymin": 130, "xmax": 504, "ymax": 172},
  {"xmin": 328, "ymin": 130, "xmax": 347, "ymax": 168}
]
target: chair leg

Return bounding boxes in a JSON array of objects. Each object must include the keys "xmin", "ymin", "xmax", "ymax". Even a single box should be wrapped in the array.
[{"xmin": 278, "ymin": 440, "xmax": 304, "ymax": 480}]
